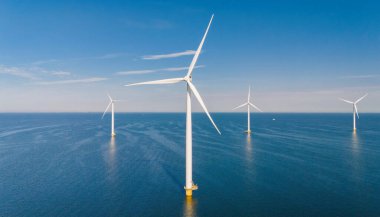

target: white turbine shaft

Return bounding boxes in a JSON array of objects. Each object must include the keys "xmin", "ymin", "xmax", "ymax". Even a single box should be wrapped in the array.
[
  {"xmin": 111, "ymin": 101, "xmax": 115, "ymax": 136},
  {"xmin": 186, "ymin": 85, "xmax": 192, "ymax": 190},
  {"xmin": 247, "ymin": 101, "xmax": 250, "ymax": 132},
  {"xmin": 247, "ymin": 86, "xmax": 251, "ymax": 132},
  {"xmin": 353, "ymin": 104, "xmax": 356, "ymax": 130}
]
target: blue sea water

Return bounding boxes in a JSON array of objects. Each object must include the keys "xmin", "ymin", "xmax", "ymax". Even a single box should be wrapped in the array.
[{"xmin": 0, "ymin": 113, "xmax": 379, "ymax": 217}]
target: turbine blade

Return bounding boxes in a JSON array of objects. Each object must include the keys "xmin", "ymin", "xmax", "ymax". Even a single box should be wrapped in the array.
[
  {"xmin": 354, "ymin": 104, "xmax": 359, "ymax": 119},
  {"xmin": 102, "ymin": 102, "xmax": 112, "ymax": 119},
  {"xmin": 339, "ymin": 98, "xmax": 354, "ymax": 104},
  {"xmin": 249, "ymin": 102, "xmax": 263, "ymax": 112},
  {"xmin": 248, "ymin": 85, "xmax": 251, "ymax": 102},
  {"xmin": 187, "ymin": 81, "xmax": 221, "ymax": 134},
  {"xmin": 107, "ymin": 93, "xmax": 112, "ymax": 101},
  {"xmin": 232, "ymin": 102, "xmax": 248, "ymax": 110},
  {"xmin": 125, "ymin": 77, "xmax": 184, "ymax": 86},
  {"xmin": 186, "ymin": 15, "xmax": 214, "ymax": 78},
  {"xmin": 355, "ymin": 93, "xmax": 368, "ymax": 104}
]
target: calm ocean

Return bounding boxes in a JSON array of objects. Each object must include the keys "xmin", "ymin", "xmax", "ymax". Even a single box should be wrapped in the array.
[{"xmin": 0, "ymin": 113, "xmax": 379, "ymax": 217}]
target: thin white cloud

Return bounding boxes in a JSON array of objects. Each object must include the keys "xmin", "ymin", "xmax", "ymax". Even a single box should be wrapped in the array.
[
  {"xmin": 92, "ymin": 53, "xmax": 127, "ymax": 60},
  {"xmin": 340, "ymin": 74, "xmax": 379, "ymax": 79},
  {"xmin": 0, "ymin": 65, "xmax": 38, "ymax": 80},
  {"xmin": 32, "ymin": 59, "xmax": 58, "ymax": 66},
  {"xmin": 51, "ymin": 71, "xmax": 71, "ymax": 76},
  {"xmin": 31, "ymin": 53, "xmax": 128, "ymax": 66},
  {"xmin": 142, "ymin": 50, "xmax": 196, "ymax": 60},
  {"xmin": 0, "ymin": 65, "xmax": 77, "ymax": 81},
  {"xmin": 35, "ymin": 77, "xmax": 108, "ymax": 85},
  {"xmin": 116, "ymin": 70, "xmax": 156, "ymax": 75},
  {"xmin": 116, "ymin": 65, "xmax": 204, "ymax": 75}
]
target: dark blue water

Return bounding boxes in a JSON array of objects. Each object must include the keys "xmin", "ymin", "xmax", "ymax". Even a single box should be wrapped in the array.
[{"xmin": 0, "ymin": 113, "xmax": 379, "ymax": 217}]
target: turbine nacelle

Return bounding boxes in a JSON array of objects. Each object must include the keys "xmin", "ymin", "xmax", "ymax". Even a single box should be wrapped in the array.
[{"xmin": 184, "ymin": 76, "xmax": 192, "ymax": 82}]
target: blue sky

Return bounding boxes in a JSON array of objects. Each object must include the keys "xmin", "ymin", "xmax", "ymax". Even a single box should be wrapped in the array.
[{"xmin": 0, "ymin": 0, "xmax": 379, "ymax": 112}]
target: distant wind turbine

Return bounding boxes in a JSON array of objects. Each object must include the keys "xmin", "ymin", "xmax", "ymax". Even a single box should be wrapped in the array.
[
  {"xmin": 125, "ymin": 15, "xmax": 220, "ymax": 196},
  {"xmin": 102, "ymin": 94, "xmax": 123, "ymax": 137},
  {"xmin": 233, "ymin": 86, "xmax": 262, "ymax": 133},
  {"xmin": 339, "ymin": 93, "xmax": 368, "ymax": 131}
]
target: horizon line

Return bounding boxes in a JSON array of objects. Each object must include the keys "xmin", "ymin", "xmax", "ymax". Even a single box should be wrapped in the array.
[{"xmin": 0, "ymin": 112, "xmax": 379, "ymax": 114}]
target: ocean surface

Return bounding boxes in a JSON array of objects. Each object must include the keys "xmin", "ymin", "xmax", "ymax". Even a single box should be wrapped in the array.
[{"xmin": 0, "ymin": 113, "xmax": 379, "ymax": 217}]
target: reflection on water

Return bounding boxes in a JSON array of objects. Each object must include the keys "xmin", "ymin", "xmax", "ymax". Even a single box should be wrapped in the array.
[
  {"xmin": 246, "ymin": 134, "xmax": 252, "ymax": 153},
  {"xmin": 350, "ymin": 131, "xmax": 362, "ymax": 181},
  {"xmin": 107, "ymin": 137, "xmax": 117, "ymax": 181},
  {"xmin": 109, "ymin": 137, "xmax": 116, "ymax": 163},
  {"xmin": 109, "ymin": 137, "xmax": 116, "ymax": 156},
  {"xmin": 351, "ymin": 131, "xmax": 359, "ymax": 151},
  {"xmin": 245, "ymin": 134, "xmax": 253, "ymax": 163},
  {"xmin": 244, "ymin": 134, "xmax": 255, "ymax": 180},
  {"xmin": 183, "ymin": 197, "xmax": 197, "ymax": 217}
]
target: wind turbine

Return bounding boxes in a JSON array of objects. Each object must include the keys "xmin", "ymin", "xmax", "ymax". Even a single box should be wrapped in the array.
[
  {"xmin": 125, "ymin": 15, "xmax": 220, "ymax": 196},
  {"xmin": 102, "ymin": 94, "xmax": 123, "ymax": 137},
  {"xmin": 233, "ymin": 86, "xmax": 262, "ymax": 134},
  {"xmin": 339, "ymin": 93, "xmax": 368, "ymax": 131}
]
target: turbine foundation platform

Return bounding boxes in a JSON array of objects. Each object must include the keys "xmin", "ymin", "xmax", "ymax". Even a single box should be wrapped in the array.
[
  {"xmin": 184, "ymin": 184, "xmax": 198, "ymax": 197},
  {"xmin": 245, "ymin": 130, "xmax": 251, "ymax": 134},
  {"xmin": 111, "ymin": 133, "xmax": 116, "ymax": 137}
]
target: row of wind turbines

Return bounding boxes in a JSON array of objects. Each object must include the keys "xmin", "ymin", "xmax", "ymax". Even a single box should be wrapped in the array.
[{"xmin": 101, "ymin": 14, "xmax": 368, "ymax": 196}]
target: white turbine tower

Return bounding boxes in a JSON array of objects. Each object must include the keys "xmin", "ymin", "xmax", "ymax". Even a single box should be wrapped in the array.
[
  {"xmin": 102, "ymin": 94, "xmax": 122, "ymax": 137},
  {"xmin": 233, "ymin": 86, "xmax": 262, "ymax": 134},
  {"xmin": 339, "ymin": 93, "xmax": 368, "ymax": 131},
  {"xmin": 125, "ymin": 15, "xmax": 220, "ymax": 196}
]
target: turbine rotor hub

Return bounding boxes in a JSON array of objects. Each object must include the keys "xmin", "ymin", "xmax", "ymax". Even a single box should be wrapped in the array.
[{"xmin": 184, "ymin": 76, "xmax": 192, "ymax": 82}]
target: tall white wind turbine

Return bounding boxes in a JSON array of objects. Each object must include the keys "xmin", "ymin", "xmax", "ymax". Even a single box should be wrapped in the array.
[
  {"xmin": 339, "ymin": 93, "xmax": 368, "ymax": 131},
  {"xmin": 233, "ymin": 86, "xmax": 262, "ymax": 134},
  {"xmin": 125, "ymin": 15, "xmax": 220, "ymax": 196},
  {"xmin": 102, "ymin": 94, "xmax": 123, "ymax": 137}
]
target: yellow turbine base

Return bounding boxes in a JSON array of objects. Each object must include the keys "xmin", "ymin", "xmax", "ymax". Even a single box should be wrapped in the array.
[
  {"xmin": 185, "ymin": 189, "xmax": 193, "ymax": 196},
  {"xmin": 111, "ymin": 133, "xmax": 116, "ymax": 137},
  {"xmin": 184, "ymin": 184, "xmax": 198, "ymax": 197},
  {"xmin": 245, "ymin": 130, "xmax": 251, "ymax": 134}
]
